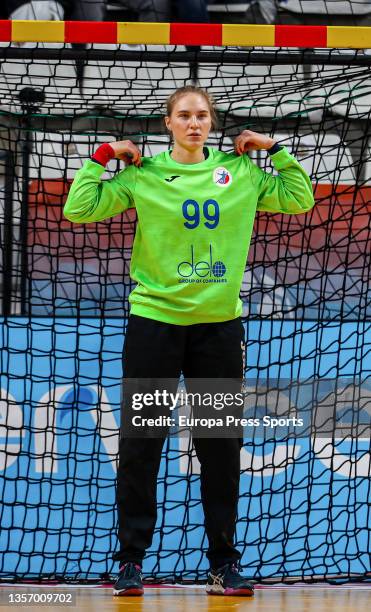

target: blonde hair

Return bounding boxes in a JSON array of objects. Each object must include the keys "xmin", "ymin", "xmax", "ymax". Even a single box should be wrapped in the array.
[{"xmin": 166, "ymin": 86, "xmax": 218, "ymax": 130}]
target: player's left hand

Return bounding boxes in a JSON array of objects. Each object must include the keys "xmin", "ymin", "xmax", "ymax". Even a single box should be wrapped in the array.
[{"xmin": 234, "ymin": 130, "xmax": 276, "ymax": 155}]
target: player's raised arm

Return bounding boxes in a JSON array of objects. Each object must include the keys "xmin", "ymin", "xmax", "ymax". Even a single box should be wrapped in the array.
[
  {"xmin": 234, "ymin": 130, "xmax": 315, "ymax": 215},
  {"xmin": 63, "ymin": 141, "xmax": 141, "ymax": 224}
]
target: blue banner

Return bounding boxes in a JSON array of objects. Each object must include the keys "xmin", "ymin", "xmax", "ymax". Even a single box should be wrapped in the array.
[{"xmin": 0, "ymin": 318, "xmax": 370, "ymax": 579}]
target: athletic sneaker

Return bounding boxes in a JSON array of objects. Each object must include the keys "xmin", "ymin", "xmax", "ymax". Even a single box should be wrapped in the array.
[
  {"xmin": 113, "ymin": 562, "xmax": 144, "ymax": 596},
  {"xmin": 206, "ymin": 563, "xmax": 254, "ymax": 596}
]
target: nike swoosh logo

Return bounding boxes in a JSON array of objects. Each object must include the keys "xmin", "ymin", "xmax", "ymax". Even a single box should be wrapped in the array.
[{"xmin": 165, "ymin": 175, "xmax": 181, "ymax": 182}]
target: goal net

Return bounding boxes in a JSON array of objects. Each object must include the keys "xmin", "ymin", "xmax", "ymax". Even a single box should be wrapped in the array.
[{"xmin": 0, "ymin": 30, "xmax": 370, "ymax": 582}]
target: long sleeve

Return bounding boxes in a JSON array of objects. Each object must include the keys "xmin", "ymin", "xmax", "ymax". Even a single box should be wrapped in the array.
[
  {"xmin": 63, "ymin": 159, "xmax": 137, "ymax": 224},
  {"xmin": 249, "ymin": 147, "xmax": 315, "ymax": 214}
]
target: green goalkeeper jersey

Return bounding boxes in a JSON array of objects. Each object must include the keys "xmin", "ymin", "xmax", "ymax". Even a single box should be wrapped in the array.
[{"xmin": 63, "ymin": 146, "xmax": 315, "ymax": 325}]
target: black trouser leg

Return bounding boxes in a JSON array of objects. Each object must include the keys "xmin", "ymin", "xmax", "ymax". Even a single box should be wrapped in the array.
[
  {"xmin": 114, "ymin": 315, "xmax": 184, "ymax": 564},
  {"xmin": 184, "ymin": 318, "xmax": 245, "ymax": 569},
  {"xmin": 193, "ymin": 437, "xmax": 242, "ymax": 568},
  {"xmin": 116, "ymin": 436, "xmax": 165, "ymax": 564}
]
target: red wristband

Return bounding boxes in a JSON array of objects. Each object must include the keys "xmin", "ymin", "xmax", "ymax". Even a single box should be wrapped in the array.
[{"xmin": 91, "ymin": 143, "xmax": 115, "ymax": 167}]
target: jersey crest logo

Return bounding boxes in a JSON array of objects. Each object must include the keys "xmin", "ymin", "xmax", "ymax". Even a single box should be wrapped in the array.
[
  {"xmin": 213, "ymin": 167, "xmax": 232, "ymax": 187},
  {"xmin": 165, "ymin": 175, "xmax": 181, "ymax": 182}
]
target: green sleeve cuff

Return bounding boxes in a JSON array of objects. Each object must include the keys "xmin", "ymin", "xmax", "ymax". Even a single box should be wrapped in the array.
[
  {"xmin": 267, "ymin": 143, "xmax": 282, "ymax": 155},
  {"xmin": 82, "ymin": 158, "xmax": 107, "ymax": 177},
  {"xmin": 269, "ymin": 146, "xmax": 296, "ymax": 170}
]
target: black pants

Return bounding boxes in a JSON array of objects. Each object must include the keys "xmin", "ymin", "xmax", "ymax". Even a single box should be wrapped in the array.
[{"xmin": 114, "ymin": 314, "xmax": 245, "ymax": 569}]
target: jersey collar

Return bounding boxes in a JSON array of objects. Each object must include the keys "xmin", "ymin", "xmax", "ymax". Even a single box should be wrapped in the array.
[{"xmin": 164, "ymin": 146, "xmax": 214, "ymax": 168}]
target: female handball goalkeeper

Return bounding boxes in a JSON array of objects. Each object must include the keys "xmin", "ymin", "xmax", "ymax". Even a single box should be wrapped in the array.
[{"xmin": 63, "ymin": 85, "xmax": 314, "ymax": 597}]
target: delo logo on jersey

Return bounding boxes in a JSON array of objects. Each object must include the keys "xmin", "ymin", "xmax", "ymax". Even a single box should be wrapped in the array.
[
  {"xmin": 213, "ymin": 166, "xmax": 232, "ymax": 187},
  {"xmin": 177, "ymin": 244, "xmax": 227, "ymax": 283}
]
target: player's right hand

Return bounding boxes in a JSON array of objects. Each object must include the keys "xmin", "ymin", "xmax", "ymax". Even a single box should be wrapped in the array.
[{"xmin": 109, "ymin": 140, "xmax": 142, "ymax": 166}]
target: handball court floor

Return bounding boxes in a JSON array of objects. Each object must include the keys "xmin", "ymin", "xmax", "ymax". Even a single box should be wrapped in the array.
[{"xmin": 0, "ymin": 583, "xmax": 370, "ymax": 611}]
